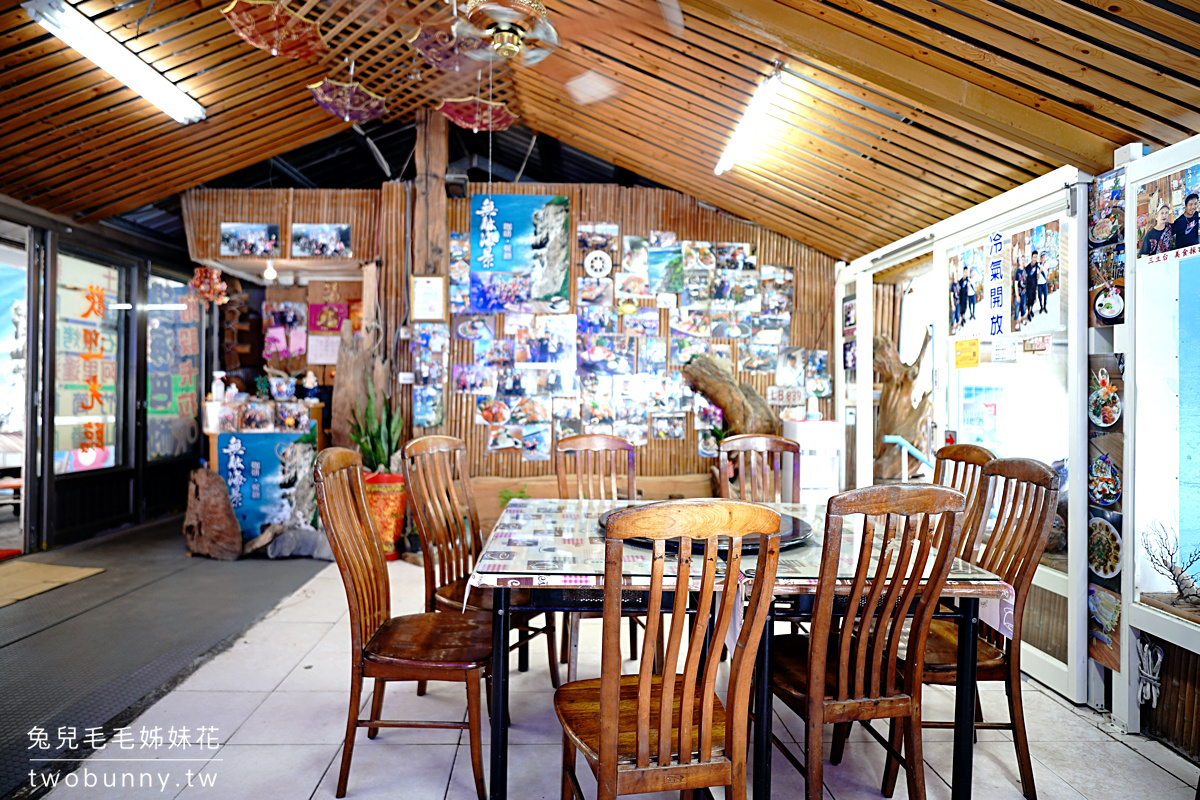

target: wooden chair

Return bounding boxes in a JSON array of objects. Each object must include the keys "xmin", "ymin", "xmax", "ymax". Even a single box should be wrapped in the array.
[
  {"xmin": 769, "ymin": 484, "xmax": 964, "ymax": 800},
  {"xmin": 554, "ymin": 434, "xmax": 646, "ymax": 678},
  {"xmin": 717, "ymin": 434, "xmax": 800, "ymax": 503},
  {"xmin": 932, "ymin": 443, "xmax": 997, "ymax": 559},
  {"xmin": 314, "ymin": 447, "xmax": 491, "ymax": 800},
  {"xmin": 554, "ymin": 499, "xmax": 782, "ymax": 800},
  {"xmin": 402, "ymin": 435, "xmax": 560, "ymax": 689},
  {"xmin": 883, "ymin": 457, "xmax": 1059, "ymax": 800}
]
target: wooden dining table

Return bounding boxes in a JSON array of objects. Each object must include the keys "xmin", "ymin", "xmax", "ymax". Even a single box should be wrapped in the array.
[{"xmin": 467, "ymin": 498, "xmax": 1013, "ymax": 800}]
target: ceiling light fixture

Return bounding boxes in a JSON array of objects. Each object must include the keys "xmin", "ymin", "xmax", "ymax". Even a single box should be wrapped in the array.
[
  {"xmin": 21, "ymin": 0, "xmax": 206, "ymax": 124},
  {"xmin": 714, "ymin": 63, "xmax": 783, "ymax": 176},
  {"xmin": 263, "ymin": 260, "xmax": 277, "ymax": 281}
]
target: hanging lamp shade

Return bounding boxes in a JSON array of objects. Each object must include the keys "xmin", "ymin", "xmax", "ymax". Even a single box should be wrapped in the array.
[
  {"xmin": 436, "ymin": 96, "xmax": 518, "ymax": 132},
  {"xmin": 308, "ymin": 78, "xmax": 387, "ymax": 123},
  {"xmin": 221, "ymin": 0, "xmax": 328, "ymax": 59},
  {"xmin": 409, "ymin": 18, "xmax": 484, "ymax": 71}
]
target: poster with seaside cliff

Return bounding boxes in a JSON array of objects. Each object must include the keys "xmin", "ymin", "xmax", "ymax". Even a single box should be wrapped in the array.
[{"xmin": 469, "ymin": 194, "xmax": 570, "ymax": 314}]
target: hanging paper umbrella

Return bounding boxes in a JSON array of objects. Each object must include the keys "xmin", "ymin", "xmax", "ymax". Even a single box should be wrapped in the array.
[
  {"xmin": 309, "ymin": 76, "xmax": 387, "ymax": 123},
  {"xmin": 221, "ymin": 0, "xmax": 328, "ymax": 59},
  {"xmin": 437, "ymin": 96, "xmax": 519, "ymax": 132},
  {"xmin": 190, "ymin": 267, "xmax": 229, "ymax": 305},
  {"xmin": 409, "ymin": 18, "xmax": 485, "ymax": 72}
]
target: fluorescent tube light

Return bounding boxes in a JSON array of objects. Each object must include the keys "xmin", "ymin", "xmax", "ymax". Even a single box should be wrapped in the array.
[
  {"xmin": 714, "ymin": 67, "xmax": 783, "ymax": 176},
  {"xmin": 21, "ymin": 0, "xmax": 205, "ymax": 124},
  {"xmin": 107, "ymin": 302, "xmax": 132, "ymax": 309},
  {"xmin": 144, "ymin": 303, "xmax": 188, "ymax": 310}
]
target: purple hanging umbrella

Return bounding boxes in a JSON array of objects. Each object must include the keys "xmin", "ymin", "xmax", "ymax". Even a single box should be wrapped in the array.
[{"xmin": 308, "ymin": 77, "xmax": 387, "ymax": 123}]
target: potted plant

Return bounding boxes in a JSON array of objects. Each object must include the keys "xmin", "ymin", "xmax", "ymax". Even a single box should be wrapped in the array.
[{"xmin": 350, "ymin": 376, "xmax": 406, "ymax": 560}]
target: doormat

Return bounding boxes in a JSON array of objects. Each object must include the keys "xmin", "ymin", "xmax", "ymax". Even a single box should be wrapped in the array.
[
  {"xmin": 0, "ymin": 561, "xmax": 104, "ymax": 608},
  {"xmin": 0, "ymin": 549, "xmax": 19, "ymax": 562}
]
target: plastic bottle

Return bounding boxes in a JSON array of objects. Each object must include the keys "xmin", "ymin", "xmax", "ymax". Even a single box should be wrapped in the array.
[{"xmin": 212, "ymin": 371, "xmax": 227, "ymax": 402}]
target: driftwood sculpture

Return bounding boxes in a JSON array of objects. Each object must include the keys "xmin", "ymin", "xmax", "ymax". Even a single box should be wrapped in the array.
[
  {"xmin": 873, "ymin": 331, "xmax": 932, "ymax": 480},
  {"xmin": 1142, "ymin": 521, "xmax": 1200, "ymax": 605},
  {"xmin": 682, "ymin": 355, "xmax": 779, "ymax": 436}
]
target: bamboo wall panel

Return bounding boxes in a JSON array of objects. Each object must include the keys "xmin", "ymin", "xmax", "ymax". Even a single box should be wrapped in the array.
[
  {"xmin": 396, "ymin": 182, "xmax": 836, "ymax": 478},
  {"xmin": 1022, "ymin": 583, "xmax": 1069, "ymax": 665},
  {"xmin": 1142, "ymin": 637, "xmax": 1200, "ymax": 762},
  {"xmin": 181, "ymin": 188, "xmax": 382, "ymax": 265}
]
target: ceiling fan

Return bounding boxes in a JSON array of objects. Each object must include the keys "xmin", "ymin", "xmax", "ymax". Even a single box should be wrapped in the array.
[{"xmin": 413, "ymin": 0, "xmax": 685, "ymax": 103}]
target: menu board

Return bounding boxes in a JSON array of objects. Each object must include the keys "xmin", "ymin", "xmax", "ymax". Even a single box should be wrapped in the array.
[{"xmin": 146, "ymin": 275, "xmax": 201, "ymax": 461}]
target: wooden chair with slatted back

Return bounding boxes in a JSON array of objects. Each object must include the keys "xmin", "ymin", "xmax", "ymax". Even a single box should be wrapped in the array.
[
  {"xmin": 554, "ymin": 434, "xmax": 646, "ymax": 678},
  {"xmin": 932, "ymin": 443, "xmax": 997, "ymax": 560},
  {"xmin": 314, "ymin": 447, "xmax": 492, "ymax": 800},
  {"xmin": 769, "ymin": 484, "xmax": 964, "ymax": 800},
  {"xmin": 882, "ymin": 457, "xmax": 1059, "ymax": 800},
  {"xmin": 403, "ymin": 435, "xmax": 560, "ymax": 689},
  {"xmin": 717, "ymin": 434, "xmax": 801, "ymax": 503},
  {"xmin": 554, "ymin": 498, "xmax": 782, "ymax": 800}
]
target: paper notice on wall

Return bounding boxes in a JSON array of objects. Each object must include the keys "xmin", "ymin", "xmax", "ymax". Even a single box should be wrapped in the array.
[
  {"xmin": 954, "ymin": 338, "xmax": 980, "ymax": 369},
  {"xmin": 308, "ymin": 333, "xmax": 341, "ymax": 365}
]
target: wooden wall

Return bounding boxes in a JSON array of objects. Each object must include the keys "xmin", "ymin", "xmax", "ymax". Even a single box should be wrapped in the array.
[
  {"xmin": 388, "ymin": 182, "xmax": 837, "ymax": 478},
  {"xmin": 181, "ymin": 188, "xmax": 382, "ymax": 265},
  {"xmin": 1142, "ymin": 637, "xmax": 1200, "ymax": 763}
]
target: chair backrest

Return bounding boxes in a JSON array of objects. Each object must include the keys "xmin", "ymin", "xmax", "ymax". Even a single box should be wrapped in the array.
[
  {"xmin": 314, "ymin": 447, "xmax": 389, "ymax": 661},
  {"xmin": 401, "ymin": 435, "xmax": 483, "ymax": 609},
  {"xmin": 554, "ymin": 433, "xmax": 636, "ymax": 501},
  {"xmin": 717, "ymin": 434, "xmax": 800, "ymax": 503},
  {"xmin": 600, "ymin": 499, "xmax": 781, "ymax": 780},
  {"xmin": 971, "ymin": 457, "xmax": 1059, "ymax": 648},
  {"xmin": 811, "ymin": 484, "xmax": 964, "ymax": 707},
  {"xmin": 933, "ymin": 444, "xmax": 997, "ymax": 559}
]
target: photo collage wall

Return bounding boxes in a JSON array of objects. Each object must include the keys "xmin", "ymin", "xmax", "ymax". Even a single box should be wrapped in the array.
[
  {"xmin": 418, "ymin": 194, "xmax": 831, "ymax": 461},
  {"xmin": 218, "ymin": 222, "xmax": 354, "ymax": 259},
  {"xmin": 1085, "ymin": 168, "xmax": 1128, "ymax": 673}
]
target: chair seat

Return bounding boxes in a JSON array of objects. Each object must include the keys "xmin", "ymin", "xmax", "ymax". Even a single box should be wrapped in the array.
[
  {"xmin": 554, "ymin": 674, "xmax": 727, "ymax": 766},
  {"xmin": 918, "ymin": 619, "xmax": 1007, "ymax": 680},
  {"xmin": 435, "ymin": 577, "xmax": 532, "ymax": 612},
  {"xmin": 364, "ymin": 611, "xmax": 493, "ymax": 669},
  {"xmin": 772, "ymin": 633, "xmax": 913, "ymax": 715}
]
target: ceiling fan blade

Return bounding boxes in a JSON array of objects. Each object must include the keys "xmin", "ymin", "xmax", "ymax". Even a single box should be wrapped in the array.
[
  {"xmin": 565, "ymin": 69, "xmax": 621, "ymax": 105},
  {"xmin": 477, "ymin": 4, "xmax": 525, "ymax": 24},
  {"xmin": 529, "ymin": 16, "xmax": 559, "ymax": 47},
  {"xmin": 452, "ymin": 17, "xmax": 488, "ymax": 40},
  {"xmin": 518, "ymin": 45, "xmax": 555, "ymax": 67},
  {"xmin": 464, "ymin": 46, "xmax": 505, "ymax": 62},
  {"xmin": 656, "ymin": 0, "xmax": 684, "ymax": 37}
]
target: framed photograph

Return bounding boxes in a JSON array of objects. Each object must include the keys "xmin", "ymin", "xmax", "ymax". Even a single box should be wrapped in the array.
[
  {"xmin": 290, "ymin": 223, "xmax": 351, "ymax": 257},
  {"xmin": 411, "ymin": 275, "xmax": 448, "ymax": 321},
  {"xmin": 842, "ymin": 294, "xmax": 857, "ymax": 336},
  {"xmin": 219, "ymin": 223, "xmax": 280, "ymax": 257}
]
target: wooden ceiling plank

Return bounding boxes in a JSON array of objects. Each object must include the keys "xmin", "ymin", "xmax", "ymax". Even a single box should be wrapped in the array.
[
  {"xmin": 683, "ymin": 0, "xmax": 1116, "ymax": 172},
  {"xmin": 339, "ymin": 0, "xmax": 441, "ymax": 67},
  {"xmin": 514, "ymin": 60, "xmax": 951, "ymax": 226},
  {"xmin": 1061, "ymin": 0, "xmax": 1200, "ymax": 76},
  {"xmin": 36, "ymin": 100, "xmax": 346, "ymax": 213},
  {"xmin": 785, "ymin": 0, "xmax": 1181, "ymax": 145},
  {"xmin": 515, "ymin": 83, "xmax": 920, "ymax": 241},
  {"xmin": 931, "ymin": 0, "xmax": 1200, "ymax": 115}
]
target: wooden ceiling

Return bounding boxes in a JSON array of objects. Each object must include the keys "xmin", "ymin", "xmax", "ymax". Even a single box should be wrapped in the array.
[{"xmin": 0, "ymin": 0, "xmax": 1198, "ymax": 259}]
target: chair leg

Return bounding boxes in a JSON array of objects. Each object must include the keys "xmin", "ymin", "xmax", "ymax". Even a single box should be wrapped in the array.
[
  {"xmin": 628, "ymin": 615, "xmax": 639, "ymax": 660},
  {"xmin": 881, "ymin": 718, "xmax": 902, "ymax": 798},
  {"xmin": 417, "ymin": 680, "xmax": 427, "ymax": 697},
  {"xmin": 465, "ymin": 668, "xmax": 487, "ymax": 800},
  {"xmin": 336, "ymin": 673, "xmax": 364, "ymax": 798},
  {"xmin": 367, "ymin": 679, "xmax": 386, "ymax": 739},
  {"xmin": 1008, "ymin": 676, "xmax": 1038, "ymax": 800},
  {"xmin": 560, "ymin": 613, "xmax": 571, "ymax": 663},
  {"xmin": 805, "ymin": 716, "xmax": 824, "ymax": 800},
  {"xmin": 829, "ymin": 721, "xmax": 851, "ymax": 765},
  {"xmin": 902, "ymin": 712, "xmax": 927, "ymax": 800},
  {"xmin": 561, "ymin": 731, "xmax": 577, "ymax": 800},
  {"xmin": 567, "ymin": 611, "xmax": 581, "ymax": 683},
  {"xmin": 545, "ymin": 611, "xmax": 561, "ymax": 689}
]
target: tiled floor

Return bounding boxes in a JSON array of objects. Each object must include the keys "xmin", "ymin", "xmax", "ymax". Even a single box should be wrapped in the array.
[{"xmin": 43, "ymin": 559, "xmax": 1200, "ymax": 800}]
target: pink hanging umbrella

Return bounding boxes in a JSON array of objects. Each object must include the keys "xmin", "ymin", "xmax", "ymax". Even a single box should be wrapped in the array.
[
  {"xmin": 221, "ymin": 0, "xmax": 328, "ymax": 59},
  {"xmin": 409, "ymin": 18, "xmax": 485, "ymax": 72},
  {"xmin": 309, "ymin": 78, "xmax": 387, "ymax": 123},
  {"xmin": 437, "ymin": 96, "xmax": 519, "ymax": 132}
]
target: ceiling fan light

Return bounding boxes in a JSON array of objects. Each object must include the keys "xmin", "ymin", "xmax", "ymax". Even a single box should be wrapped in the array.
[{"xmin": 491, "ymin": 28, "xmax": 521, "ymax": 58}]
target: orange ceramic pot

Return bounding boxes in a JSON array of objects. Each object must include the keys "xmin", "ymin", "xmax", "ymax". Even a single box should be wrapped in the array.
[{"xmin": 362, "ymin": 472, "xmax": 407, "ymax": 560}]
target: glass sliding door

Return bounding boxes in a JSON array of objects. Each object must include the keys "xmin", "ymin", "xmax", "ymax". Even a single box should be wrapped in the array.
[{"xmin": 145, "ymin": 274, "xmax": 201, "ymax": 461}]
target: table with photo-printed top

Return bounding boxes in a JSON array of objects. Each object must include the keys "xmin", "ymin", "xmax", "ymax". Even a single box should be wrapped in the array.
[{"xmin": 471, "ymin": 497, "xmax": 1010, "ymax": 800}]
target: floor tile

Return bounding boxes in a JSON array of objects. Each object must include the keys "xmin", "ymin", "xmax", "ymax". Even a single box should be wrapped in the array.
[
  {"xmin": 177, "ymin": 621, "xmax": 333, "ymax": 693},
  {"xmin": 1121, "ymin": 734, "xmax": 1200, "ymax": 788},
  {"xmin": 175, "ymin": 743, "xmax": 339, "ymax": 800},
  {"xmin": 226, "ymin": 691, "xmax": 352, "ymax": 745},
  {"xmin": 311, "ymin": 743, "xmax": 458, "ymax": 799},
  {"xmin": 1025, "ymin": 740, "xmax": 1193, "ymax": 800},
  {"xmin": 119, "ymin": 690, "xmax": 269, "ymax": 746}
]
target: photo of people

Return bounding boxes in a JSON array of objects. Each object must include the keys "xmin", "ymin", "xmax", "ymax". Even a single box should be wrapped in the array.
[
  {"xmin": 412, "ymin": 386, "xmax": 444, "ymax": 428},
  {"xmin": 1008, "ymin": 222, "xmax": 1063, "ymax": 336},
  {"xmin": 414, "ymin": 350, "xmax": 445, "ymax": 386},
  {"xmin": 515, "ymin": 314, "xmax": 576, "ymax": 369},
  {"xmin": 220, "ymin": 223, "xmax": 279, "ymax": 256},
  {"xmin": 680, "ymin": 270, "xmax": 712, "ymax": 309},
  {"xmin": 577, "ymin": 306, "xmax": 616, "ymax": 334},
  {"xmin": 622, "ymin": 236, "xmax": 649, "ymax": 274},
  {"xmin": 1135, "ymin": 164, "xmax": 1200, "ymax": 260},
  {"xmin": 577, "ymin": 334, "xmax": 636, "ymax": 375},
  {"xmin": 452, "ymin": 363, "xmax": 496, "ymax": 395},
  {"xmin": 710, "ymin": 270, "xmax": 760, "ymax": 312},
  {"xmin": 476, "ymin": 338, "xmax": 514, "ymax": 369},
  {"xmin": 576, "ymin": 276, "xmax": 613, "ymax": 306},
  {"xmin": 640, "ymin": 337, "xmax": 668, "ymax": 373},
  {"xmin": 776, "ymin": 346, "xmax": 806, "ymax": 387},
  {"xmin": 622, "ymin": 307, "xmax": 659, "ymax": 336},
  {"xmin": 761, "ymin": 266, "xmax": 794, "ymax": 314},
  {"xmin": 651, "ymin": 414, "xmax": 686, "ymax": 440},
  {"xmin": 714, "ymin": 242, "xmax": 754, "ymax": 270},
  {"xmin": 470, "ymin": 271, "xmax": 533, "ymax": 313},
  {"xmin": 947, "ymin": 246, "xmax": 983, "ymax": 337},
  {"xmin": 291, "ymin": 223, "xmax": 351, "ymax": 257}
]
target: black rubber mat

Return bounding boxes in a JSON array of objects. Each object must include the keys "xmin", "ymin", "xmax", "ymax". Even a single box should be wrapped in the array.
[{"xmin": 0, "ymin": 518, "xmax": 326, "ymax": 798}]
